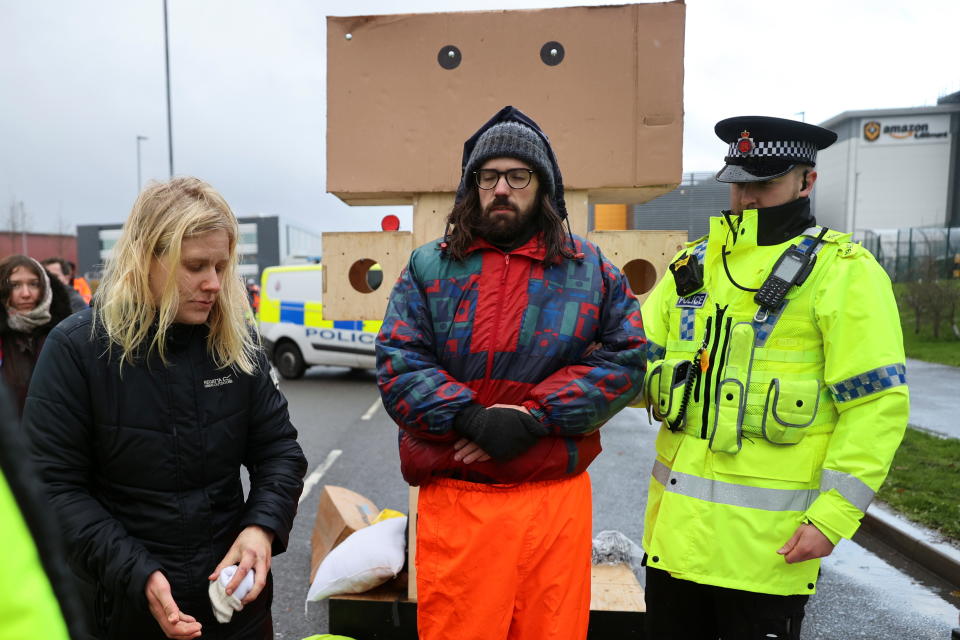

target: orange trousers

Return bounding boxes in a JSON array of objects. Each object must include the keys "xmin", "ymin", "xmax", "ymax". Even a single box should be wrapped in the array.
[{"xmin": 416, "ymin": 473, "xmax": 592, "ymax": 640}]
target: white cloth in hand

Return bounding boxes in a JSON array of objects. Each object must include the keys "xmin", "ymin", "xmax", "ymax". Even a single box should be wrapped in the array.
[{"xmin": 208, "ymin": 565, "xmax": 255, "ymax": 624}]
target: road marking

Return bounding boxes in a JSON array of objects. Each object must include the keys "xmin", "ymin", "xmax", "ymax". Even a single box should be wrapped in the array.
[
  {"xmin": 298, "ymin": 449, "xmax": 342, "ymax": 505},
  {"xmin": 360, "ymin": 397, "xmax": 382, "ymax": 421}
]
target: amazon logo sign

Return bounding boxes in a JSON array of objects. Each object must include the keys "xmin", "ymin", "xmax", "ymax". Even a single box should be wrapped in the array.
[{"xmin": 862, "ymin": 116, "xmax": 949, "ymax": 144}]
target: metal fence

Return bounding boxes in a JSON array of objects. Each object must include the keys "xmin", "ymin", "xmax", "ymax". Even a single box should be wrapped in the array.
[
  {"xmin": 630, "ymin": 172, "xmax": 726, "ymax": 241},
  {"xmin": 627, "ymin": 174, "xmax": 960, "ymax": 283},
  {"xmin": 860, "ymin": 227, "xmax": 960, "ymax": 282}
]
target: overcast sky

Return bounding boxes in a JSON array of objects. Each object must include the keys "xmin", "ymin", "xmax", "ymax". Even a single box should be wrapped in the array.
[{"xmin": 1, "ymin": 0, "xmax": 958, "ymax": 235}]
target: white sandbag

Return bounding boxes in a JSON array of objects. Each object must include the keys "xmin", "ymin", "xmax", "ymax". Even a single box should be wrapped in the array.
[{"xmin": 306, "ymin": 515, "xmax": 407, "ymax": 601}]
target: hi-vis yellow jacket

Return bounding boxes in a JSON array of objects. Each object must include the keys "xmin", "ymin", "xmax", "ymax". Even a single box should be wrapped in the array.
[
  {"xmin": 640, "ymin": 208, "xmax": 909, "ymax": 596},
  {"xmin": 1, "ymin": 465, "xmax": 70, "ymax": 640}
]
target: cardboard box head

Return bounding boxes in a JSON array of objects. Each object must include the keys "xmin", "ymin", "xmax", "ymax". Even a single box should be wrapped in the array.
[{"xmin": 327, "ymin": 2, "xmax": 685, "ymax": 205}]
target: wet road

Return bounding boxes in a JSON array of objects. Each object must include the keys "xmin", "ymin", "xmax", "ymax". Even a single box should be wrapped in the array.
[
  {"xmin": 906, "ymin": 358, "xmax": 960, "ymax": 439},
  {"xmin": 269, "ymin": 367, "xmax": 960, "ymax": 639},
  {"xmin": 808, "ymin": 533, "xmax": 959, "ymax": 639}
]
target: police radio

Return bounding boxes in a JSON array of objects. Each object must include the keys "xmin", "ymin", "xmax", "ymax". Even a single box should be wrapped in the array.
[{"xmin": 753, "ymin": 247, "xmax": 815, "ymax": 317}]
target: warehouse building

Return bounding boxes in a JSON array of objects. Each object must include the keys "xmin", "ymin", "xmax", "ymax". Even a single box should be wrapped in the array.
[
  {"xmin": 814, "ymin": 91, "xmax": 960, "ymax": 233},
  {"xmin": 77, "ymin": 215, "xmax": 321, "ymax": 281}
]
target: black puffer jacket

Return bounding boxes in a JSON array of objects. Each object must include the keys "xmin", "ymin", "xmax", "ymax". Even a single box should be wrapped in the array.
[
  {"xmin": 24, "ymin": 309, "xmax": 307, "ymax": 640},
  {"xmin": 0, "ymin": 272, "xmax": 73, "ymax": 415}
]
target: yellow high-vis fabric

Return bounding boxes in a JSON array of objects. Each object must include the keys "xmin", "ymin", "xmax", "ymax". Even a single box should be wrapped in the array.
[
  {"xmin": 641, "ymin": 208, "xmax": 909, "ymax": 596},
  {"xmin": 0, "ymin": 469, "xmax": 70, "ymax": 640}
]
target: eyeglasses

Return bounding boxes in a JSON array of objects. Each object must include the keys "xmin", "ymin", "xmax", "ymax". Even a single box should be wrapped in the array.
[{"xmin": 474, "ymin": 168, "xmax": 535, "ymax": 190}]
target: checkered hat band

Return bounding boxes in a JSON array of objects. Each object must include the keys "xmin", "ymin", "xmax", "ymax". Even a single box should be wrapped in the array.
[
  {"xmin": 727, "ymin": 140, "xmax": 818, "ymax": 163},
  {"xmin": 829, "ymin": 364, "xmax": 907, "ymax": 403}
]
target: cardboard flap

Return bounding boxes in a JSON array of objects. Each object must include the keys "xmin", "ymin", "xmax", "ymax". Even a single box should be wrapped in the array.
[{"xmin": 310, "ymin": 485, "xmax": 379, "ymax": 580}]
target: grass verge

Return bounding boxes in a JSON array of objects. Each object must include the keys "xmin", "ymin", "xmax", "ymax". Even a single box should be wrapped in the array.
[
  {"xmin": 894, "ymin": 282, "xmax": 960, "ymax": 367},
  {"xmin": 877, "ymin": 426, "xmax": 960, "ymax": 543}
]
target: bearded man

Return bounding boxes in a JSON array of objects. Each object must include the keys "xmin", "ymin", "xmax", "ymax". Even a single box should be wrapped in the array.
[{"xmin": 376, "ymin": 105, "xmax": 647, "ymax": 640}]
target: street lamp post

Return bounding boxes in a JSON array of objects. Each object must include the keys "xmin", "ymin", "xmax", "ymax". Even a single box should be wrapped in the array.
[
  {"xmin": 163, "ymin": 0, "xmax": 174, "ymax": 177},
  {"xmin": 136, "ymin": 135, "xmax": 149, "ymax": 192}
]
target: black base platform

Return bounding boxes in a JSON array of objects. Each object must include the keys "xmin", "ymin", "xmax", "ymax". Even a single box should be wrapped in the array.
[{"xmin": 328, "ymin": 596, "xmax": 645, "ymax": 639}]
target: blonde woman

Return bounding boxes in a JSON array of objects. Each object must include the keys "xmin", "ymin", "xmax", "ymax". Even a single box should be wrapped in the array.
[{"xmin": 24, "ymin": 177, "xmax": 307, "ymax": 640}]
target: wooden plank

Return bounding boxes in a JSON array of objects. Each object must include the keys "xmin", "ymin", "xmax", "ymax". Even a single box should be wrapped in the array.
[
  {"xmin": 329, "ymin": 564, "xmax": 645, "ymax": 638},
  {"xmin": 590, "ymin": 563, "xmax": 646, "ymax": 613},
  {"xmin": 320, "ymin": 231, "xmax": 412, "ymax": 320},
  {"xmin": 329, "ymin": 597, "xmax": 644, "ymax": 639},
  {"xmin": 566, "ymin": 189, "xmax": 588, "ymax": 238},
  {"xmin": 333, "ymin": 563, "xmax": 644, "ymax": 612},
  {"xmin": 407, "ymin": 487, "xmax": 419, "ymax": 601},
  {"xmin": 332, "ymin": 571, "xmax": 409, "ymax": 602},
  {"xmin": 587, "ymin": 229, "xmax": 687, "ymax": 304},
  {"xmin": 413, "ymin": 193, "xmax": 454, "ymax": 249}
]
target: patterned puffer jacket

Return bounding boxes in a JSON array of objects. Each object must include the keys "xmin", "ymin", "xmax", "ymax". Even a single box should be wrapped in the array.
[{"xmin": 377, "ymin": 233, "xmax": 646, "ymax": 485}]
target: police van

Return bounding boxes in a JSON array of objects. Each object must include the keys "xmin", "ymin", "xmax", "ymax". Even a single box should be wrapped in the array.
[{"xmin": 257, "ymin": 265, "xmax": 381, "ymax": 379}]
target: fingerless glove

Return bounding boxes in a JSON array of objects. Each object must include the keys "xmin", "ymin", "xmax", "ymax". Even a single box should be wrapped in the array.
[{"xmin": 453, "ymin": 404, "xmax": 548, "ymax": 462}]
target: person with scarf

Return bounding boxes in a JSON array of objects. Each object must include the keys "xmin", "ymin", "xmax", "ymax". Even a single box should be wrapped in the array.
[{"xmin": 0, "ymin": 255, "xmax": 72, "ymax": 415}]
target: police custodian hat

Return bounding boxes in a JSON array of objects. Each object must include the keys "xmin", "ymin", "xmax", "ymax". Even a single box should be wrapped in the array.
[{"xmin": 715, "ymin": 115, "xmax": 838, "ymax": 183}]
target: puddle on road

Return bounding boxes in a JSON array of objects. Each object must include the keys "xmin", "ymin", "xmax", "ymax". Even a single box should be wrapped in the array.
[{"xmin": 826, "ymin": 534, "xmax": 960, "ymax": 624}]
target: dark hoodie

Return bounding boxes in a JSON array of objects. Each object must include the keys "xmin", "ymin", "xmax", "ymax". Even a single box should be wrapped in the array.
[
  {"xmin": 0, "ymin": 272, "xmax": 73, "ymax": 415},
  {"xmin": 454, "ymin": 105, "xmax": 569, "ymax": 219}
]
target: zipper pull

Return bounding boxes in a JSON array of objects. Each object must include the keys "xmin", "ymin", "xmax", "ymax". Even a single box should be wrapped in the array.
[{"xmin": 501, "ymin": 254, "xmax": 510, "ymax": 284}]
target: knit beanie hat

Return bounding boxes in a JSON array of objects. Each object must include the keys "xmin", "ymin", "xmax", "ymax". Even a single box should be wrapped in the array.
[
  {"xmin": 463, "ymin": 121, "xmax": 556, "ymax": 199},
  {"xmin": 453, "ymin": 106, "xmax": 568, "ymax": 222}
]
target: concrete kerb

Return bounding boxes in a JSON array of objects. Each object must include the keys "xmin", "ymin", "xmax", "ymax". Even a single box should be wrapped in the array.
[
  {"xmin": 858, "ymin": 502, "xmax": 960, "ymax": 588},
  {"xmin": 869, "ymin": 358, "xmax": 960, "ymax": 591}
]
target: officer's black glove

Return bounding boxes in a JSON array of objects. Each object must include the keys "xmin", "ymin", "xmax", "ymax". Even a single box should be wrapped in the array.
[{"xmin": 453, "ymin": 404, "xmax": 549, "ymax": 462}]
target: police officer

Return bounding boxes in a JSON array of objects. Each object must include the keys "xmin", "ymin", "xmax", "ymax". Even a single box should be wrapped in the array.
[{"xmin": 639, "ymin": 116, "xmax": 909, "ymax": 639}]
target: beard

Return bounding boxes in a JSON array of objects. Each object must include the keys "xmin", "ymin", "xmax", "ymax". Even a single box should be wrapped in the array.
[{"xmin": 476, "ymin": 195, "xmax": 538, "ymax": 246}]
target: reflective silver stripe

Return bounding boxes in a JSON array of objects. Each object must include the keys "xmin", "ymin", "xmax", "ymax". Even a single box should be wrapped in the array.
[
  {"xmin": 651, "ymin": 460, "xmax": 818, "ymax": 512},
  {"xmin": 820, "ymin": 468, "xmax": 875, "ymax": 512}
]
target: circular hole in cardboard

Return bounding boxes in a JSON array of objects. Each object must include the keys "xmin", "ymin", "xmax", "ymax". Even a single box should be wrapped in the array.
[
  {"xmin": 349, "ymin": 259, "xmax": 383, "ymax": 293},
  {"xmin": 437, "ymin": 45, "xmax": 461, "ymax": 69},
  {"xmin": 622, "ymin": 259, "xmax": 657, "ymax": 295},
  {"xmin": 540, "ymin": 41, "xmax": 565, "ymax": 66}
]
